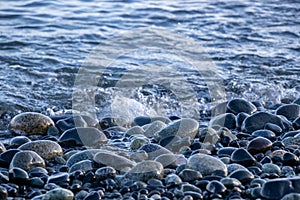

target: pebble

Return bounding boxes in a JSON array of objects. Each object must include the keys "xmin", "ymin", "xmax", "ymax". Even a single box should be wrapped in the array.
[
  {"xmin": 165, "ymin": 174, "xmax": 182, "ymax": 187},
  {"xmin": 69, "ymin": 160, "xmax": 94, "ymax": 173},
  {"xmin": 10, "ymin": 150, "xmax": 45, "ymax": 171},
  {"xmin": 227, "ymin": 98, "xmax": 257, "ymax": 114},
  {"xmin": 260, "ymin": 178, "xmax": 299, "ymax": 199},
  {"xmin": 186, "ymin": 153, "xmax": 228, "ymax": 176},
  {"xmin": 130, "ymin": 136, "xmax": 149, "ymax": 150},
  {"xmin": 0, "ymin": 186, "xmax": 7, "ymax": 200},
  {"xmin": 251, "ymin": 129, "xmax": 276, "ymax": 140},
  {"xmin": 209, "ymin": 113, "xmax": 236, "ymax": 129},
  {"xmin": 220, "ymin": 177, "xmax": 241, "ymax": 189},
  {"xmin": 276, "ymin": 104, "xmax": 300, "ymax": 120},
  {"xmin": 9, "ymin": 167, "xmax": 29, "ymax": 184},
  {"xmin": 66, "ymin": 149, "xmax": 101, "ymax": 167},
  {"xmin": 206, "ymin": 180, "xmax": 226, "ymax": 194},
  {"xmin": 47, "ymin": 172, "xmax": 70, "ymax": 187},
  {"xmin": 93, "ymin": 151, "xmax": 135, "ymax": 172},
  {"xmin": 18, "ymin": 140, "xmax": 63, "ymax": 160},
  {"xmin": 282, "ymin": 133, "xmax": 300, "ymax": 147},
  {"xmin": 8, "ymin": 112, "xmax": 54, "ymax": 135},
  {"xmin": 154, "ymin": 154, "xmax": 186, "ymax": 168},
  {"xmin": 139, "ymin": 143, "xmax": 172, "ymax": 160},
  {"xmin": 0, "ymin": 149, "xmax": 21, "ymax": 168},
  {"xmin": 229, "ymin": 169, "xmax": 254, "ymax": 184},
  {"xmin": 155, "ymin": 118, "xmax": 199, "ymax": 141},
  {"xmin": 144, "ymin": 121, "xmax": 166, "ymax": 138},
  {"xmin": 178, "ymin": 168, "xmax": 202, "ymax": 182},
  {"xmin": 230, "ymin": 148, "xmax": 256, "ymax": 166},
  {"xmin": 59, "ymin": 127, "xmax": 108, "ymax": 148},
  {"xmin": 95, "ymin": 166, "xmax": 116, "ymax": 181},
  {"xmin": 42, "ymin": 188, "xmax": 74, "ymax": 200},
  {"xmin": 124, "ymin": 160, "xmax": 164, "ymax": 182},
  {"xmin": 282, "ymin": 193, "xmax": 300, "ymax": 200},
  {"xmin": 236, "ymin": 112, "xmax": 249, "ymax": 130},
  {"xmin": 125, "ymin": 126, "xmax": 145, "ymax": 136},
  {"xmin": 247, "ymin": 137, "xmax": 272, "ymax": 155},
  {"xmin": 9, "ymin": 136, "xmax": 31, "ymax": 148},
  {"xmin": 262, "ymin": 163, "xmax": 281, "ymax": 174}
]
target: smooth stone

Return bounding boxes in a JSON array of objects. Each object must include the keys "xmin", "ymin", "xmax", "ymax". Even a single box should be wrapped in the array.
[
  {"xmin": 29, "ymin": 177, "xmax": 45, "ymax": 188},
  {"xmin": 282, "ymin": 133, "xmax": 300, "ymax": 147},
  {"xmin": 217, "ymin": 147, "xmax": 238, "ymax": 157},
  {"xmin": 47, "ymin": 126, "xmax": 60, "ymax": 137},
  {"xmin": 251, "ymin": 130, "xmax": 276, "ymax": 140},
  {"xmin": 264, "ymin": 123, "xmax": 283, "ymax": 134},
  {"xmin": 9, "ymin": 136, "xmax": 31, "ymax": 148},
  {"xmin": 154, "ymin": 154, "xmax": 186, "ymax": 168},
  {"xmin": 18, "ymin": 140, "xmax": 63, "ymax": 160},
  {"xmin": 242, "ymin": 111, "xmax": 289, "ymax": 133},
  {"xmin": 28, "ymin": 167, "xmax": 48, "ymax": 177},
  {"xmin": 155, "ymin": 118, "xmax": 199, "ymax": 141},
  {"xmin": 139, "ymin": 144, "xmax": 172, "ymax": 160},
  {"xmin": 262, "ymin": 163, "xmax": 281, "ymax": 174},
  {"xmin": 179, "ymin": 169, "xmax": 202, "ymax": 182},
  {"xmin": 125, "ymin": 126, "xmax": 145, "ymax": 136},
  {"xmin": 95, "ymin": 166, "xmax": 116, "ymax": 181},
  {"xmin": 276, "ymin": 104, "xmax": 300, "ymax": 120},
  {"xmin": 47, "ymin": 172, "xmax": 70, "ymax": 187},
  {"xmin": 282, "ymin": 152, "xmax": 300, "ymax": 166},
  {"xmin": 165, "ymin": 174, "xmax": 182, "ymax": 187},
  {"xmin": 226, "ymin": 163, "xmax": 247, "ymax": 174},
  {"xmin": 269, "ymin": 150, "xmax": 288, "ymax": 162},
  {"xmin": 129, "ymin": 150, "xmax": 148, "ymax": 162},
  {"xmin": 130, "ymin": 137, "xmax": 149, "ymax": 150},
  {"xmin": 220, "ymin": 177, "xmax": 241, "ymax": 189},
  {"xmin": 281, "ymin": 130, "xmax": 300, "ymax": 139},
  {"xmin": 93, "ymin": 151, "xmax": 135, "ymax": 172},
  {"xmin": 124, "ymin": 160, "xmax": 164, "ymax": 182},
  {"xmin": 42, "ymin": 188, "xmax": 74, "ymax": 200},
  {"xmin": 0, "ymin": 149, "xmax": 21, "ymax": 168},
  {"xmin": 209, "ymin": 113, "xmax": 236, "ymax": 129},
  {"xmin": 236, "ymin": 112, "xmax": 250, "ymax": 129},
  {"xmin": 229, "ymin": 169, "xmax": 254, "ymax": 184},
  {"xmin": 247, "ymin": 137, "xmax": 272, "ymax": 155},
  {"xmin": 144, "ymin": 121, "xmax": 166, "ymax": 138},
  {"xmin": 0, "ymin": 142, "xmax": 5, "ymax": 154},
  {"xmin": 293, "ymin": 116, "xmax": 300, "ymax": 129},
  {"xmin": 66, "ymin": 149, "xmax": 102, "ymax": 167},
  {"xmin": 69, "ymin": 160, "xmax": 94, "ymax": 173},
  {"xmin": 8, "ymin": 112, "xmax": 54, "ymax": 135},
  {"xmin": 260, "ymin": 178, "xmax": 294, "ymax": 200},
  {"xmin": 206, "ymin": 180, "xmax": 226, "ymax": 194},
  {"xmin": 9, "ymin": 167, "xmax": 29, "ymax": 184},
  {"xmin": 0, "ymin": 186, "xmax": 7, "ymax": 200},
  {"xmin": 56, "ymin": 115, "xmax": 88, "ymax": 133},
  {"xmin": 231, "ymin": 148, "xmax": 256, "ymax": 166},
  {"xmin": 282, "ymin": 193, "xmax": 300, "ymax": 200},
  {"xmin": 10, "ymin": 150, "xmax": 45, "ymax": 171},
  {"xmin": 186, "ymin": 153, "xmax": 228, "ymax": 176},
  {"xmin": 181, "ymin": 183, "xmax": 201, "ymax": 193},
  {"xmin": 227, "ymin": 98, "xmax": 257, "ymax": 115},
  {"xmin": 59, "ymin": 127, "xmax": 107, "ymax": 148}
]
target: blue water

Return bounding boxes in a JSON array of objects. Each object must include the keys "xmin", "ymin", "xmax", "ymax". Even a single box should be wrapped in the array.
[{"xmin": 0, "ymin": 0, "xmax": 299, "ymax": 127}]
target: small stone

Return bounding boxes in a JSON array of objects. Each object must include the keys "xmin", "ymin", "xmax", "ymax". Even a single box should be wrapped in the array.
[
  {"xmin": 155, "ymin": 118, "xmax": 199, "ymax": 141},
  {"xmin": 181, "ymin": 183, "xmax": 201, "ymax": 193},
  {"xmin": 129, "ymin": 150, "xmax": 148, "ymax": 162},
  {"xmin": 264, "ymin": 123, "xmax": 283, "ymax": 134},
  {"xmin": 282, "ymin": 193, "xmax": 300, "ymax": 200},
  {"xmin": 18, "ymin": 140, "xmax": 63, "ymax": 160},
  {"xmin": 144, "ymin": 121, "xmax": 166, "ymax": 138},
  {"xmin": 231, "ymin": 148, "xmax": 256, "ymax": 166},
  {"xmin": 251, "ymin": 130, "xmax": 276, "ymax": 140},
  {"xmin": 66, "ymin": 149, "xmax": 101, "ymax": 167},
  {"xmin": 165, "ymin": 174, "xmax": 182, "ymax": 187},
  {"xmin": 236, "ymin": 112, "xmax": 250, "ymax": 130},
  {"xmin": 42, "ymin": 188, "xmax": 74, "ymax": 200},
  {"xmin": 0, "ymin": 149, "xmax": 21, "ymax": 168},
  {"xmin": 124, "ymin": 160, "xmax": 164, "ymax": 182},
  {"xmin": 269, "ymin": 150, "xmax": 288, "ymax": 162},
  {"xmin": 282, "ymin": 133, "xmax": 300, "ymax": 147},
  {"xmin": 186, "ymin": 153, "xmax": 228, "ymax": 176},
  {"xmin": 56, "ymin": 115, "xmax": 88, "ymax": 133},
  {"xmin": 93, "ymin": 151, "xmax": 135, "ymax": 172},
  {"xmin": 217, "ymin": 147, "xmax": 238, "ymax": 157},
  {"xmin": 9, "ymin": 136, "xmax": 31, "ymax": 148},
  {"xmin": 8, "ymin": 112, "xmax": 54, "ymax": 135},
  {"xmin": 29, "ymin": 177, "xmax": 44, "ymax": 188},
  {"xmin": 229, "ymin": 169, "xmax": 254, "ymax": 184},
  {"xmin": 227, "ymin": 163, "xmax": 248, "ymax": 174},
  {"xmin": 209, "ymin": 113, "xmax": 236, "ymax": 129},
  {"xmin": 95, "ymin": 166, "xmax": 116, "ymax": 181},
  {"xmin": 260, "ymin": 178, "xmax": 294, "ymax": 200},
  {"xmin": 220, "ymin": 177, "xmax": 241, "ymax": 189},
  {"xmin": 282, "ymin": 152, "xmax": 300, "ymax": 166},
  {"xmin": 59, "ymin": 127, "xmax": 108, "ymax": 148},
  {"xmin": 10, "ymin": 150, "xmax": 45, "ymax": 171},
  {"xmin": 293, "ymin": 116, "xmax": 300, "ymax": 129},
  {"xmin": 69, "ymin": 160, "xmax": 94, "ymax": 173},
  {"xmin": 247, "ymin": 137, "xmax": 272, "ymax": 155},
  {"xmin": 0, "ymin": 186, "xmax": 8, "ymax": 200},
  {"xmin": 130, "ymin": 137, "xmax": 149, "ymax": 150},
  {"xmin": 47, "ymin": 172, "xmax": 70, "ymax": 187},
  {"xmin": 125, "ymin": 126, "xmax": 145, "ymax": 136},
  {"xmin": 262, "ymin": 163, "xmax": 281, "ymax": 174},
  {"xmin": 276, "ymin": 104, "xmax": 300, "ymax": 120},
  {"xmin": 155, "ymin": 154, "xmax": 186, "ymax": 168},
  {"xmin": 227, "ymin": 98, "xmax": 257, "ymax": 115},
  {"xmin": 206, "ymin": 180, "xmax": 226, "ymax": 194},
  {"xmin": 179, "ymin": 169, "xmax": 202, "ymax": 182},
  {"xmin": 139, "ymin": 144, "xmax": 172, "ymax": 160},
  {"xmin": 9, "ymin": 167, "xmax": 29, "ymax": 184}
]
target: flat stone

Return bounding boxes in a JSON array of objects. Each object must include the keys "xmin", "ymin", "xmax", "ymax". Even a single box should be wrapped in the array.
[
  {"xmin": 154, "ymin": 153, "xmax": 186, "ymax": 168},
  {"xmin": 229, "ymin": 169, "xmax": 254, "ymax": 184},
  {"xmin": 42, "ymin": 188, "xmax": 74, "ymax": 200},
  {"xmin": 144, "ymin": 121, "xmax": 166, "ymax": 138},
  {"xmin": 18, "ymin": 140, "xmax": 63, "ymax": 160},
  {"xmin": 262, "ymin": 163, "xmax": 281, "ymax": 174},
  {"xmin": 124, "ymin": 160, "xmax": 164, "ymax": 182},
  {"xmin": 282, "ymin": 133, "xmax": 300, "ymax": 147},
  {"xmin": 139, "ymin": 143, "xmax": 172, "ymax": 160},
  {"xmin": 69, "ymin": 160, "xmax": 94, "ymax": 173},
  {"xmin": 231, "ymin": 148, "xmax": 256, "ymax": 166},
  {"xmin": 227, "ymin": 98, "xmax": 257, "ymax": 115},
  {"xmin": 209, "ymin": 113, "xmax": 236, "ymax": 129},
  {"xmin": 247, "ymin": 137, "xmax": 272, "ymax": 155},
  {"xmin": 260, "ymin": 178, "xmax": 294, "ymax": 200},
  {"xmin": 59, "ymin": 127, "xmax": 107, "ymax": 148},
  {"xmin": 66, "ymin": 149, "xmax": 101, "ymax": 167},
  {"xmin": 8, "ymin": 112, "xmax": 54, "ymax": 135},
  {"xmin": 251, "ymin": 130, "xmax": 276, "ymax": 140},
  {"xmin": 276, "ymin": 104, "xmax": 300, "ymax": 120},
  {"xmin": 155, "ymin": 118, "xmax": 199, "ymax": 141},
  {"xmin": 93, "ymin": 151, "xmax": 135, "ymax": 172},
  {"xmin": 10, "ymin": 150, "xmax": 45, "ymax": 171},
  {"xmin": 186, "ymin": 153, "xmax": 228, "ymax": 176}
]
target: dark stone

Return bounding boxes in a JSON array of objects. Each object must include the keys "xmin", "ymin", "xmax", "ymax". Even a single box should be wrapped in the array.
[
  {"xmin": 133, "ymin": 116, "xmax": 152, "ymax": 126},
  {"xmin": 28, "ymin": 167, "xmax": 48, "ymax": 177},
  {"xmin": 9, "ymin": 167, "xmax": 29, "ymax": 185},
  {"xmin": 47, "ymin": 172, "xmax": 70, "ymax": 187},
  {"xmin": 236, "ymin": 112, "xmax": 249, "ymax": 130},
  {"xmin": 247, "ymin": 137, "xmax": 272, "ymax": 155},
  {"xmin": 0, "ymin": 149, "xmax": 21, "ymax": 168},
  {"xmin": 260, "ymin": 178, "xmax": 294, "ymax": 199},
  {"xmin": 229, "ymin": 169, "xmax": 254, "ymax": 184},
  {"xmin": 206, "ymin": 180, "xmax": 226, "ymax": 194},
  {"xmin": 293, "ymin": 116, "xmax": 300, "ymax": 129},
  {"xmin": 251, "ymin": 130, "xmax": 276, "ymax": 140},
  {"xmin": 56, "ymin": 115, "xmax": 88, "ymax": 133},
  {"xmin": 83, "ymin": 191, "xmax": 101, "ymax": 200},
  {"xmin": 217, "ymin": 147, "xmax": 238, "ymax": 157},
  {"xmin": 0, "ymin": 186, "xmax": 7, "ymax": 200},
  {"xmin": 179, "ymin": 169, "xmax": 202, "ymax": 182},
  {"xmin": 183, "ymin": 191, "xmax": 203, "ymax": 200},
  {"xmin": 9, "ymin": 136, "xmax": 31, "ymax": 148},
  {"xmin": 29, "ymin": 177, "xmax": 44, "ymax": 188},
  {"xmin": 282, "ymin": 152, "xmax": 300, "ymax": 166},
  {"xmin": 276, "ymin": 104, "xmax": 300, "ymax": 120},
  {"xmin": 139, "ymin": 144, "xmax": 172, "ymax": 160},
  {"xmin": 95, "ymin": 166, "xmax": 116, "ymax": 181},
  {"xmin": 227, "ymin": 98, "xmax": 257, "ymax": 115},
  {"xmin": 264, "ymin": 123, "xmax": 283, "ymax": 135},
  {"xmin": 231, "ymin": 148, "xmax": 256, "ymax": 166},
  {"xmin": 281, "ymin": 131, "xmax": 300, "ymax": 140},
  {"xmin": 209, "ymin": 113, "xmax": 236, "ymax": 129}
]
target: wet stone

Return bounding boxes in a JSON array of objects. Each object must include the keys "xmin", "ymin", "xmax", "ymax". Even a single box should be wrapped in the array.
[
  {"xmin": 69, "ymin": 160, "xmax": 94, "ymax": 173},
  {"xmin": 206, "ymin": 180, "xmax": 226, "ymax": 194},
  {"xmin": 251, "ymin": 129, "xmax": 276, "ymax": 141},
  {"xmin": 220, "ymin": 177, "xmax": 241, "ymax": 189},
  {"xmin": 247, "ymin": 136, "xmax": 272, "ymax": 155},
  {"xmin": 227, "ymin": 98, "xmax": 257, "ymax": 115},
  {"xmin": 18, "ymin": 140, "xmax": 63, "ymax": 160},
  {"xmin": 229, "ymin": 169, "xmax": 254, "ymax": 184},
  {"xmin": 264, "ymin": 123, "xmax": 283, "ymax": 134},
  {"xmin": 209, "ymin": 113, "xmax": 236, "ymax": 129},
  {"xmin": 10, "ymin": 150, "xmax": 45, "ymax": 171},
  {"xmin": 95, "ymin": 166, "xmax": 116, "ymax": 181},
  {"xmin": 179, "ymin": 169, "xmax": 202, "ymax": 182},
  {"xmin": 9, "ymin": 167, "xmax": 29, "ymax": 185},
  {"xmin": 9, "ymin": 136, "xmax": 31, "ymax": 148},
  {"xmin": 282, "ymin": 152, "xmax": 300, "ymax": 166},
  {"xmin": 139, "ymin": 143, "xmax": 172, "ymax": 160},
  {"xmin": 144, "ymin": 121, "xmax": 166, "ymax": 138},
  {"xmin": 0, "ymin": 149, "xmax": 21, "ymax": 168},
  {"xmin": 8, "ymin": 112, "xmax": 55, "ymax": 135},
  {"xmin": 47, "ymin": 172, "xmax": 70, "ymax": 187},
  {"xmin": 124, "ymin": 160, "xmax": 164, "ymax": 182},
  {"xmin": 230, "ymin": 148, "xmax": 256, "ymax": 166},
  {"xmin": 66, "ymin": 149, "xmax": 102, "ymax": 167},
  {"xmin": 42, "ymin": 188, "xmax": 74, "ymax": 200},
  {"xmin": 165, "ymin": 174, "xmax": 182, "ymax": 187},
  {"xmin": 186, "ymin": 153, "xmax": 228, "ymax": 176},
  {"xmin": 260, "ymin": 178, "xmax": 294, "ymax": 200},
  {"xmin": 59, "ymin": 127, "xmax": 108, "ymax": 148},
  {"xmin": 262, "ymin": 163, "xmax": 281, "ymax": 174},
  {"xmin": 236, "ymin": 112, "xmax": 250, "ymax": 130},
  {"xmin": 276, "ymin": 104, "xmax": 300, "ymax": 120}
]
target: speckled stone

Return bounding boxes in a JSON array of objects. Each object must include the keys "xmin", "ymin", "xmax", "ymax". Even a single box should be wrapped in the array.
[
  {"xmin": 130, "ymin": 136, "xmax": 149, "ymax": 150},
  {"xmin": 227, "ymin": 98, "xmax": 257, "ymax": 115},
  {"xmin": 124, "ymin": 160, "xmax": 164, "ymax": 182},
  {"xmin": 10, "ymin": 150, "xmax": 45, "ymax": 171},
  {"xmin": 8, "ymin": 112, "xmax": 54, "ymax": 135},
  {"xmin": 18, "ymin": 140, "xmax": 63, "ymax": 160},
  {"xmin": 186, "ymin": 153, "xmax": 228, "ymax": 176},
  {"xmin": 93, "ymin": 151, "xmax": 135, "ymax": 172},
  {"xmin": 42, "ymin": 188, "xmax": 73, "ymax": 200}
]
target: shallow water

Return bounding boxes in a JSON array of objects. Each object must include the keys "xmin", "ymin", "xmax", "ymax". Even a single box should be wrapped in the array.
[{"xmin": 0, "ymin": 0, "xmax": 299, "ymax": 125}]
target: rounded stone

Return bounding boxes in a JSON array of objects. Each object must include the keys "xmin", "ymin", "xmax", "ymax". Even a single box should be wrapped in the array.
[
  {"xmin": 231, "ymin": 148, "xmax": 256, "ymax": 166},
  {"xmin": 124, "ymin": 160, "xmax": 164, "ymax": 182},
  {"xmin": 66, "ymin": 149, "xmax": 102, "ymax": 167},
  {"xmin": 276, "ymin": 104, "xmax": 300, "ymax": 120},
  {"xmin": 95, "ymin": 166, "xmax": 116, "ymax": 181},
  {"xmin": 154, "ymin": 153, "xmax": 186, "ymax": 168},
  {"xmin": 42, "ymin": 188, "xmax": 74, "ymax": 200},
  {"xmin": 220, "ymin": 177, "xmax": 241, "ymax": 189},
  {"xmin": 93, "ymin": 151, "xmax": 135, "ymax": 172},
  {"xmin": 125, "ymin": 126, "xmax": 145, "ymax": 136},
  {"xmin": 282, "ymin": 133, "xmax": 300, "ymax": 147},
  {"xmin": 18, "ymin": 140, "xmax": 63, "ymax": 160},
  {"xmin": 9, "ymin": 167, "xmax": 29, "ymax": 184},
  {"xmin": 247, "ymin": 137, "xmax": 272, "ymax": 155},
  {"xmin": 144, "ymin": 121, "xmax": 166, "ymax": 138},
  {"xmin": 206, "ymin": 180, "xmax": 226, "ymax": 194},
  {"xmin": 282, "ymin": 193, "xmax": 300, "ymax": 200},
  {"xmin": 0, "ymin": 149, "xmax": 21, "ymax": 167},
  {"xmin": 262, "ymin": 163, "xmax": 281, "ymax": 174},
  {"xmin": 227, "ymin": 98, "xmax": 257, "ymax": 115},
  {"xmin": 139, "ymin": 144, "xmax": 172, "ymax": 160},
  {"xmin": 260, "ymin": 178, "xmax": 294, "ymax": 200},
  {"xmin": 186, "ymin": 153, "xmax": 228, "ymax": 176},
  {"xmin": 209, "ymin": 113, "xmax": 236, "ymax": 129},
  {"xmin": 69, "ymin": 160, "xmax": 94, "ymax": 173},
  {"xmin": 59, "ymin": 127, "xmax": 108, "ymax": 148},
  {"xmin": 8, "ymin": 112, "xmax": 54, "ymax": 135},
  {"xmin": 130, "ymin": 137, "xmax": 149, "ymax": 150},
  {"xmin": 229, "ymin": 169, "xmax": 254, "ymax": 184},
  {"xmin": 251, "ymin": 130, "xmax": 276, "ymax": 140},
  {"xmin": 179, "ymin": 169, "xmax": 202, "ymax": 182},
  {"xmin": 9, "ymin": 136, "xmax": 31, "ymax": 148},
  {"xmin": 47, "ymin": 172, "xmax": 70, "ymax": 187},
  {"xmin": 10, "ymin": 150, "xmax": 45, "ymax": 171}
]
